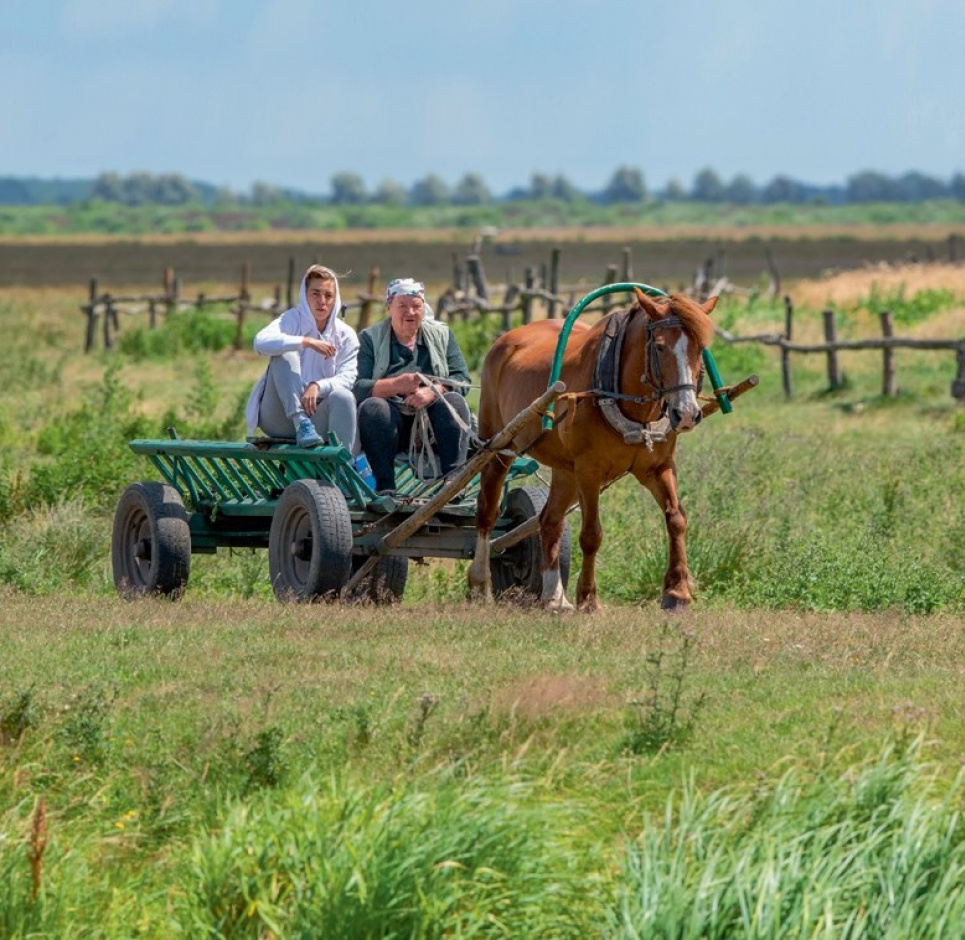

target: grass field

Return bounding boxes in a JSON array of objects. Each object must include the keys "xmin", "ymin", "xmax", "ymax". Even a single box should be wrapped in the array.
[{"xmin": 1, "ymin": 257, "xmax": 964, "ymax": 936}]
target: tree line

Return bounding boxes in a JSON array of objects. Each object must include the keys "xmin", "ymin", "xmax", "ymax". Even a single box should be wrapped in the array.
[{"xmin": 1, "ymin": 167, "xmax": 964, "ymax": 208}]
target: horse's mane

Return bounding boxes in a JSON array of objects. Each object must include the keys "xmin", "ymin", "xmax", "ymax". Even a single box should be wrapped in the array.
[{"xmin": 643, "ymin": 293, "xmax": 716, "ymax": 350}]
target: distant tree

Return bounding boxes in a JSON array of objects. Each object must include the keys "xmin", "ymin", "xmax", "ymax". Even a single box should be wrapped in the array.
[
  {"xmin": 529, "ymin": 172, "xmax": 553, "ymax": 200},
  {"xmin": 153, "ymin": 173, "xmax": 197, "ymax": 205},
  {"xmin": 409, "ymin": 174, "xmax": 450, "ymax": 206},
  {"xmin": 725, "ymin": 174, "xmax": 758, "ymax": 205},
  {"xmin": 691, "ymin": 168, "xmax": 725, "ymax": 202},
  {"xmin": 212, "ymin": 186, "xmax": 240, "ymax": 205},
  {"xmin": 250, "ymin": 181, "xmax": 284, "ymax": 206},
  {"xmin": 846, "ymin": 170, "xmax": 899, "ymax": 203},
  {"xmin": 951, "ymin": 173, "xmax": 965, "ymax": 203},
  {"xmin": 372, "ymin": 178, "xmax": 406, "ymax": 206},
  {"xmin": 91, "ymin": 172, "xmax": 125, "ymax": 203},
  {"xmin": 0, "ymin": 178, "xmax": 32, "ymax": 205},
  {"xmin": 762, "ymin": 174, "xmax": 806, "ymax": 204},
  {"xmin": 330, "ymin": 172, "xmax": 367, "ymax": 206},
  {"xmin": 452, "ymin": 173, "xmax": 492, "ymax": 206},
  {"xmin": 551, "ymin": 174, "xmax": 580, "ymax": 201},
  {"xmin": 121, "ymin": 172, "xmax": 156, "ymax": 206},
  {"xmin": 895, "ymin": 171, "xmax": 946, "ymax": 202},
  {"xmin": 662, "ymin": 178, "xmax": 687, "ymax": 201},
  {"xmin": 602, "ymin": 166, "xmax": 646, "ymax": 203}
]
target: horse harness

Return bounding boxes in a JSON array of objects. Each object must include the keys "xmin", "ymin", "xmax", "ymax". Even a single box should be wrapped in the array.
[{"xmin": 585, "ymin": 307, "xmax": 704, "ymax": 450}]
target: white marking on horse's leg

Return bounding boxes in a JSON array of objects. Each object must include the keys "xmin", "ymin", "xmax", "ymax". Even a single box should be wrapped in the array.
[
  {"xmin": 671, "ymin": 334, "xmax": 701, "ymax": 429},
  {"xmin": 541, "ymin": 569, "xmax": 574, "ymax": 612},
  {"xmin": 468, "ymin": 532, "xmax": 493, "ymax": 602}
]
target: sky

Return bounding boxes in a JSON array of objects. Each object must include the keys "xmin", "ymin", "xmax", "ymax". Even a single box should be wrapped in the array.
[{"xmin": 2, "ymin": 0, "xmax": 963, "ymax": 197}]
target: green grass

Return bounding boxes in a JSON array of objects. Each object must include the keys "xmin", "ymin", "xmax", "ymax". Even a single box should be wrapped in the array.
[{"xmin": 1, "ymin": 279, "xmax": 965, "ymax": 935}]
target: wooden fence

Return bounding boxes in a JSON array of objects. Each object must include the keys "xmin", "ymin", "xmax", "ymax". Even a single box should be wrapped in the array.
[{"xmin": 80, "ymin": 242, "xmax": 965, "ymax": 400}]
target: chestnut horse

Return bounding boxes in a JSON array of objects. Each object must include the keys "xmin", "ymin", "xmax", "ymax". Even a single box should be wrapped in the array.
[{"xmin": 468, "ymin": 288, "xmax": 718, "ymax": 612}]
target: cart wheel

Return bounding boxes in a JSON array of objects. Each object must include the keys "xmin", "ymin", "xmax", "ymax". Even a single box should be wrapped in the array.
[
  {"xmin": 269, "ymin": 480, "xmax": 352, "ymax": 602},
  {"xmin": 112, "ymin": 482, "xmax": 191, "ymax": 600},
  {"xmin": 347, "ymin": 554, "xmax": 409, "ymax": 604},
  {"xmin": 490, "ymin": 485, "xmax": 570, "ymax": 600}
]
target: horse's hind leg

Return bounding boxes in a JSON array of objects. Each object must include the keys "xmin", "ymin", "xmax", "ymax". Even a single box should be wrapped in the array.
[
  {"xmin": 540, "ymin": 471, "xmax": 577, "ymax": 612},
  {"xmin": 468, "ymin": 452, "xmax": 514, "ymax": 602},
  {"xmin": 638, "ymin": 463, "xmax": 694, "ymax": 611}
]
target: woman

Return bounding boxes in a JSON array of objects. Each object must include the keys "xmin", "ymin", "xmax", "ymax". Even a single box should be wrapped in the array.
[
  {"xmin": 246, "ymin": 264, "xmax": 359, "ymax": 449},
  {"xmin": 354, "ymin": 278, "xmax": 471, "ymax": 494}
]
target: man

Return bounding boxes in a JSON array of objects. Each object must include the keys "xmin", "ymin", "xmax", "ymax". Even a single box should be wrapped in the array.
[
  {"xmin": 246, "ymin": 264, "xmax": 359, "ymax": 449},
  {"xmin": 354, "ymin": 278, "xmax": 471, "ymax": 494}
]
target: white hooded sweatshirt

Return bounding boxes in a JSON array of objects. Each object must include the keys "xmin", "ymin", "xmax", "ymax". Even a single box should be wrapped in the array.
[{"xmin": 245, "ymin": 271, "xmax": 360, "ymax": 434}]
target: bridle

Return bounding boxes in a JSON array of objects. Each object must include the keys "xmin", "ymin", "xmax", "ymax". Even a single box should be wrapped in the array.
[{"xmin": 641, "ymin": 314, "xmax": 705, "ymax": 404}]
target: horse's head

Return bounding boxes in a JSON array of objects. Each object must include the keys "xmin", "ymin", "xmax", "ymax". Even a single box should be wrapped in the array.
[{"xmin": 631, "ymin": 288, "xmax": 718, "ymax": 432}]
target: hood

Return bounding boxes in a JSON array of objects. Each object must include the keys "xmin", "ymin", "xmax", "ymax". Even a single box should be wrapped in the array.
[{"xmin": 298, "ymin": 270, "xmax": 343, "ymax": 340}]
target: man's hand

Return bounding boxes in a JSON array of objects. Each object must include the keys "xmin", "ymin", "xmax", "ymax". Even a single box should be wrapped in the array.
[
  {"xmin": 301, "ymin": 382, "xmax": 320, "ymax": 416},
  {"xmin": 302, "ymin": 337, "xmax": 336, "ymax": 358}
]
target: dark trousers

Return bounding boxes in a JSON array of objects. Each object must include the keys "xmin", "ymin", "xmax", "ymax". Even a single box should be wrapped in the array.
[{"xmin": 358, "ymin": 393, "xmax": 471, "ymax": 491}]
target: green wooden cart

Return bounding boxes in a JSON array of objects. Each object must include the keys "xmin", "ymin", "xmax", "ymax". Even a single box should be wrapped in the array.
[{"xmin": 111, "ymin": 383, "xmax": 570, "ymax": 604}]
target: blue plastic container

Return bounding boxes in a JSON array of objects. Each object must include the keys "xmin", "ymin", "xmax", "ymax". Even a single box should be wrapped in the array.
[{"xmin": 351, "ymin": 453, "xmax": 377, "ymax": 491}]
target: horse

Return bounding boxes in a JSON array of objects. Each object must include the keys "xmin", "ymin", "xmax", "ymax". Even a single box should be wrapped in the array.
[{"xmin": 467, "ymin": 288, "xmax": 718, "ymax": 612}]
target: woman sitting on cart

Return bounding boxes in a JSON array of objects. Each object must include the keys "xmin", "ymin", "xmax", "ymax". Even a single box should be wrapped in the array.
[
  {"xmin": 245, "ymin": 264, "xmax": 359, "ymax": 449},
  {"xmin": 354, "ymin": 278, "xmax": 471, "ymax": 495}
]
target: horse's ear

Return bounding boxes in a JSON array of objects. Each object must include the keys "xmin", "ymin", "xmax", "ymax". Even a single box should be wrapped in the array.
[
  {"xmin": 702, "ymin": 295, "xmax": 719, "ymax": 316},
  {"xmin": 633, "ymin": 287, "xmax": 665, "ymax": 318}
]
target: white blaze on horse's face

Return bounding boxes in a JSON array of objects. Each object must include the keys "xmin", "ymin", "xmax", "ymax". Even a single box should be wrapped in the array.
[{"xmin": 666, "ymin": 331, "xmax": 702, "ymax": 431}]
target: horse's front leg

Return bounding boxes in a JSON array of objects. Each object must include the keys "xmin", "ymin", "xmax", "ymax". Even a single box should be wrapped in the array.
[
  {"xmin": 639, "ymin": 462, "xmax": 694, "ymax": 611},
  {"xmin": 540, "ymin": 472, "xmax": 578, "ymax": 612},
  {"xmin": 468, "ymin": 453, "xmax": 514, "ymax": 602},
  {"xmin": 574, "ymin": 478, "xmax": 605, "ymax": 613}
]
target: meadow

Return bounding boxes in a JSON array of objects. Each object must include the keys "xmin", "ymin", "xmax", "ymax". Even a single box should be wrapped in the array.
[{"xmin": 1, "ymin": 259, "xmax": 965, "ymax": 936}]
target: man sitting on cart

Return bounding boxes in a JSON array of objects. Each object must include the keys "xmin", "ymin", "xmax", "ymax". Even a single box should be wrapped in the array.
[
  {"xmin": 354, "ymin": 278, "xmax": 471, "ymax": 495},
  {"xmin": 246, "ymin": 264, "xmax": 359, "ymax": 449}
]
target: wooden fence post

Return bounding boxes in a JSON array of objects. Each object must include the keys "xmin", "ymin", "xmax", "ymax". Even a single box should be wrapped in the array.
[
  {"xmin": 521, "ymin": 267, "xmax": 535, "ymax": 325},
  {"xmin": 547, "ymin": 248, "xmax": 561, "ymax": 319},
  {"xmin": 951, "ymin": 343, "xmax": 965, "ymax": 399},
  {"xmin": 357, "ymin": 265, "xmax": 380, "ymax": 331},
  {"xmin": 601, "ymin": 263, "xmax": 618, "ymax": 316},
  {"xmin": 234, "ymin": 262, "xmax": 250, "ymax": 351},
  {"xmin": 621, "ymin": 247, "xmax": 633, "ymax": 283},
  {"xmin": 880, "ymin": 310, "xmax": 897, "ymax": 396},
  {"xmin": 466, "ymin": 253, "xmax": 490, "ymax": 302},
  {"xmin": 103, "ymin": 294, "xmax": 115, "ymax": 349},
  {"xmin": 163, "ymin": 267, "xmax": 176, "ymax": 320},
  {"xmin": 501, "ymin": 283, "xmax": 519, "ymax": 334},
  {"xmin": 765, "ymin": 246, "xmax": 781, "ymax": 299},
  {"xmin": 286, "ymin": 256, "xmax": 296, "ymax": 309},
  {"xmin": 823, "ymin": 308, "xmax": 843, "ymax": 390},
  {"xmin": 782, "ymin": 295, "xmax": 794, "ymax": 399},
  {"xmin": 83, "ymin": 278, "xmax": 99, "ymax": 353}
]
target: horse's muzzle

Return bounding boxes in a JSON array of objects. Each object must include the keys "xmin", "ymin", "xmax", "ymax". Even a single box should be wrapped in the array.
[{"xmin": 669, "ymin": 407, "xmax": 702, "ymax": 431}]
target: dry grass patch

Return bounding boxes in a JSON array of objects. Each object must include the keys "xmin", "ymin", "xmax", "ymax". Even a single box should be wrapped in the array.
[{"xmin": 787, "ymin": 261, "xmax": 965, "ymax": 309}]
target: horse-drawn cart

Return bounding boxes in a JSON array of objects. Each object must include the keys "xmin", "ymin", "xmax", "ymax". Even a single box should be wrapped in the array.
[{"xmin": 111, "ymin": 383, "xmax": 570, "ymax": 604}]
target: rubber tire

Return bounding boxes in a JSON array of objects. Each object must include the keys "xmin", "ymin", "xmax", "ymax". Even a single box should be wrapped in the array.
[
  {"xmin": 347, "ymin": 554, "xmax": 409, "ymax": 604},
  {"xmin": 112, "ymin": 482, "xmax": 191, "ymax": 600},
  {"xmin": 490, "ymin": 485, "xmax": 571, "ymax": 600},
  {"xmin": 268, "ymin": 480, "xmax": 352, "ymax": 602}
]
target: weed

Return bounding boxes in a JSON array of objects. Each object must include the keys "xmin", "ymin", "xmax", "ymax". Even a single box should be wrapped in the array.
[
  {"xmin": 58, "ymin": 685, "xmax": 118, "ymax": 766},
  {"xmin": 243, "ymin": 725, "xmax": 286, "ymax": 791},
  {"xmin": 619, "ymin": 621, "xmax": 707, "ymax": 755},
  {"xmin": 0, "ymin": 685, "xmax": 40, "ymax": 745},
  {"xmin": 407, "ymin": 692, "xmax": 439, "ymax": 753}
]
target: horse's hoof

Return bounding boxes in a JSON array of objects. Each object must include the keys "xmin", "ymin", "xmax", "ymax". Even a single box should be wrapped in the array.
[
  {"xmin": 577, "ymin": 598, "xmax": 603, "ymax": 614},
  {"xmin": 660, "ymin": 595, "xmax": 691, "ymax": 614},
  {"xmin": 544, "ymin": 597, "xmax": 575, "ymax": 614}
]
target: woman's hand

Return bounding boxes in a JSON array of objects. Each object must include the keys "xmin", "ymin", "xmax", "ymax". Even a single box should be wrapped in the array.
[
  {"xmin": 301, "ymin": 382, "xmax": 320, "ymax": 416},
  {"xmin": 302, "ymin": 336, "xmax": 336, "ymax": 357},
  {"xmin": 404, "ymin": 385, "xmax": 441, "ymax": 411}
]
